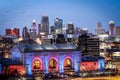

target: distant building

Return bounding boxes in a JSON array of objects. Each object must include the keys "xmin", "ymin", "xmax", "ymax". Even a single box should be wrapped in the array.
[
  {"xmin": 29, "ymin": 30, "xmax": 37, "ymax": 40},
  {"xmin": 95, "ymin": 22, "xmax": 105, "ymax": 35},
  {"xmin": 75, "ymin": 27, "xmax": 81, "ymax": 34},
  {"xmin": 80, "ymin": 28, "xmax": 88, "ymax": 34},
  {"xmin": 29, "ymin": 20, "xmax": 37, "ymax": 40},
  {"xmin": 50, "ymin": 26, "xmax": 55, "ymax": 34},
  {"xmin": 62, "ymin": 24, "xmax": 67, "ymax": 34},
  {"xmin": 22, "ymin": 26, "xmax": 29, "ymax": 39},
  {"xmin": 6, "ymin": 28, "xmax": 19, "ymax": 37},
  {"xmin": 32, "ymin": 19, "xmax": 37, "ymax": 32},
  {"xmin": 54, "ymin": 18, "xmax": 63, "ymax": 34},
  {"xmin": 38, "ymin": 24, "xmax": 41, "ymax": 37},
  {"xmin": 66, "ymin": 22, "xmax": 74, "ymax": 34},
  {"xmin": 40, "ymin": 16, "xmax": 49, "ymax": 35},
  {"xmin": 114, "ymin": 26, "xmax": 120, "ymax": 36},
  {"xmin": 109, "ymin": 21, "xmax": 115, "ymax": 36}
]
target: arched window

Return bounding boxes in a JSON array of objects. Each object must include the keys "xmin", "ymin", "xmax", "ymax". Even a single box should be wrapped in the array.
[
  {"xmin": 32, "ymin": 59, "xmax": 41, "ymax": 70},
  {"xmin": 49, "ymin": 59, "xmax": 57, "ymax": 68},
  {"xmin": 64, "ymin": 58, "xmax": 72, "ymax": 69}
]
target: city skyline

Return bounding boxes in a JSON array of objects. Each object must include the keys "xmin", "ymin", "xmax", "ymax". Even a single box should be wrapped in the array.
[{"xmin": 0, "ymin": 0, "xmax": 120, "ymax": 36}]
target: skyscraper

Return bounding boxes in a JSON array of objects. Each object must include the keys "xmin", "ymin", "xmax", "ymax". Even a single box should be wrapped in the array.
[
  {"xmin": 22, "ymin": 26, "xmax": 29, "ymax": 39},
  {"xmin": 66, "ymin": 22, "xmax": 74, "ymax": 34},
  {"xmin": 30, "ymin": 20, "xmax": 37, "ymax": 40},
  {"xmin": 31, "ymin": 19, "xmax": 37, "ymax": 32},
  {"xmin": 114, "ymin": 26, "xmax": 120, "ymax": 36},
  {"xmin": 54, "ymin": 18, "xmax": 63, "ymax": 34},
  {"xmin": 50, "ymin": 26, "xmax": 55, "ymax": 34},
  {"xmin": 95, "ymin": 22, "xmax": 105, "ymax": 35},
  {"xmin": 109, "ymin": 21, "xmax": 115, "ymax": 36},
  {"xmin": 40, "ymin": 16, "xmax": 49, "ymax": 35}
]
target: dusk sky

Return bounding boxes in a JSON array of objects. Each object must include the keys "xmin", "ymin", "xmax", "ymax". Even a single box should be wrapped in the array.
[{"xmin": 0, "ymin": 0, "xmax": 120, "ymax": 36}]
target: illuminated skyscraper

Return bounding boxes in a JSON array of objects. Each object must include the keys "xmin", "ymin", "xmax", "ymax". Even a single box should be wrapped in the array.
[
  {"xmin": 30, "ymin": 20, "xmax": 37, "ymax": 40},
  {"xmin": 40, "ymin": 16, "xmax": 49, "ymax": 35},
  {"xmin": 54, "ymin": 18, "xmax": 63, "ymax": 34},
  {"xmin": 31, "ymin": 19, "xmax": 37, "ymax": 32},
  {"xmin": 109, "ymin": 21, "xmax": 115, "ymax": 36}
]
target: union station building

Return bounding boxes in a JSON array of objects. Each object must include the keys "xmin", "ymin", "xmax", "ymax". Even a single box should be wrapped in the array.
[{"xmin": 11, "ymin": 42, "xmax": 81, "ymax": 76}]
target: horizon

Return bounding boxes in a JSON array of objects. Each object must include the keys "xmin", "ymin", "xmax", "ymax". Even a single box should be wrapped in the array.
[{"xmin": 0, "ymin": 0, "xmax": 120, "ymax": 36}]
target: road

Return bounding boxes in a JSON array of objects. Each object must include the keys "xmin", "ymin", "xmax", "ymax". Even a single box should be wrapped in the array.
[{"xmin": 69, "ymin": 76, "xmax": 120, "ymax": 80}]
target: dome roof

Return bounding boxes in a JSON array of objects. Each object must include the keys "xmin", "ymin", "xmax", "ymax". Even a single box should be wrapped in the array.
[
  {"xmin": 109, "ymin": 20, "xmax": 114, "ymax": 24},
  {"xmin": 32, "ymin": 19, "xmax": 36, "ymax": 23}
]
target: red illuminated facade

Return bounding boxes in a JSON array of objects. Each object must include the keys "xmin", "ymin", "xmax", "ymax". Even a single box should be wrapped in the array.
[
  {"xmin": 2, "ymin": 65, "xmax": 25, "ymax": 75},
  {"xmin": 80, "ymin": 62, "xmax": 98, "ymax": 71},
  {"xmin": 80, "ymin": 56, "xmax": 105, "ymax": 71},
  {"xmin": 6, "ymin": 28, "xmax": 19, "ymax": 37}
]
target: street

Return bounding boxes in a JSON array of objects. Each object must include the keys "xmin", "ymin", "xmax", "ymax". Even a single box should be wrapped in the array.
[{"xmin": 69, "ymin": 76, "xmax": 120, "ymax": 80}]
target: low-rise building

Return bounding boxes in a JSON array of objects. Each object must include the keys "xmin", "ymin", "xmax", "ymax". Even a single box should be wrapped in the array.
[{"xmin": 80, "ymin": 56, "xmax": 105, "ymax": 71}]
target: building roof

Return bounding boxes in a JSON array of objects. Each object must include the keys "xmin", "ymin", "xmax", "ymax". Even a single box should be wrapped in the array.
[
  {"xmin": 18, "ymin": 43, "xmax": 78, "ymax": 52},
  {"xmin": 82, "ymin": 55, "xmax": 104, "ymax": 62}
]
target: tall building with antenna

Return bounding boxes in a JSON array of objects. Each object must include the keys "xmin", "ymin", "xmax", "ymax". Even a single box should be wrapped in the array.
[
  {"xmin": 32, "ymin": 19, "xmax": 37, "ymax": 32},
  {"xmin": 30, "ymin": 19, "xmax": 37, "ymax": 40},
  {"xmin": 109, "ymin": 21, "xmax": 115, "ymax": 36}
]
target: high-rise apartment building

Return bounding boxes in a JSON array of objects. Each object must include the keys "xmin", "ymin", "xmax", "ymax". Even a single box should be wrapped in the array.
[
  {"xmin": 54, "ymin": 18, "xmax": 63, "ymax": 34},
  {"xmin": 40, "ymin": 16, "xmax": 49, "ymax": 35}
]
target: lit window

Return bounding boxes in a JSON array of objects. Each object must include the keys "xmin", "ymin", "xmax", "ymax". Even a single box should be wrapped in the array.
[
  {"xmin": 49, "ymin": 59, "xmax": 57, "ymax": 68},
  {"xmin": 33, "ymin": 59, "xmax": 40, "ymax": 69},
  {"xmin": 64, "ymin": 58, "xmax": 71, "ymax": 67}
]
